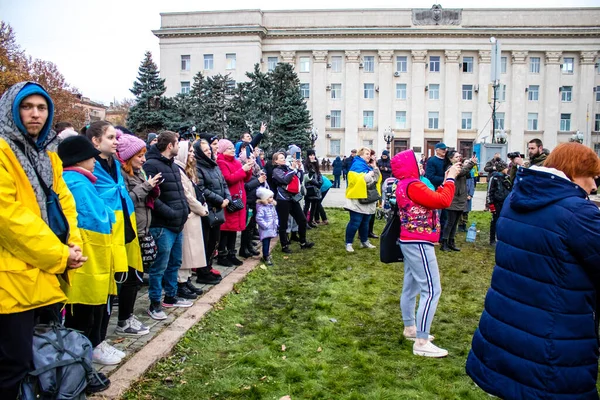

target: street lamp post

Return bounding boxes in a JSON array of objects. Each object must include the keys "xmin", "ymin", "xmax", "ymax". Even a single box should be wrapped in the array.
[
  {"xmin": 383, "ymin": 126, "xmax": 394, "ymax": 151},
  {"xmin": 490, "ymin": 37, "xmax": 501, "ymax": 144},
  {"xmin": 309, "ymin": 127, "xmax": 319, "ymax": 149}
]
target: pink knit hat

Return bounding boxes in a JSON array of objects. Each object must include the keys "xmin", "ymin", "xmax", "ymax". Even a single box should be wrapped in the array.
[
  {"xmin": 217, "ymin": 139, "xmax": 234, "ymax": 154},
  {"xmin": 116, "ymin": 130, "xmax": 146, "ymax": 161}
]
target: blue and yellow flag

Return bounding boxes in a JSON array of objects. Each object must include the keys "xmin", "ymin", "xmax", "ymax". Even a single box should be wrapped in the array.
[{"xmin": 346, "ymin": 156, "xmax": 382, "ymax": 199}]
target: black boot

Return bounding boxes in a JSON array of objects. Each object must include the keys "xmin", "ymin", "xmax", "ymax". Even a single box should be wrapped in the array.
[
  {"xmin": 177, "ymin": 282, "xmax": 198, "ymax": 299},
  {"xmin": 239, "ymin": 247, "xmax": 254, "ymax": 258},
  {"xmin": 196, "ymin": 267, "xmax": 222, "ymax": 284},
  {"xmin": 216, "ymin": 255, "xmax": 233, "ymax": 267},
  {"xmin": 440, "ymin": 239, "xmax": 450, "ymax": 252},
  {"xmin": 228, "ymin": 254, "xmax": 243, "ymax": 266},
  {"xmin": 281, "ymin": 245, "xmax": 293, "ymax": 254},
  {"xmin": 186, "ymin": 278, "xmax": 203, "ymax": 295},
  {"xmin": 457, "ymin": 224, "xmax": 467, "ymax": 233},
  {"xmin": 290, "ymin": 232, "xmax": 301, "ymax": 242},
  {"xmin": 448, "ymin": 239, "xmax": 461, "ymax": 252},
  {"xmin": 246, "ymin": 244, "xmax": 260, "ymax": 256}
]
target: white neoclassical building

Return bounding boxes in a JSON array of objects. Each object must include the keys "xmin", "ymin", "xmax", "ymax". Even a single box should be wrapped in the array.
[{"xmin": 153, "ymin": 6, "xmax": 600, "ymax": 158}]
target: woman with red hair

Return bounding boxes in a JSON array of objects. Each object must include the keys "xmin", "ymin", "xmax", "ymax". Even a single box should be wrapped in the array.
[{"xmin": 467, "ymin": 143, "xmax": 600, "ymax": 399}]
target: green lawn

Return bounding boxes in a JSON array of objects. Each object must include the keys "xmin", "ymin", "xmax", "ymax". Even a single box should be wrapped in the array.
[{"xmin": 125, "ymin": 210, "xmax": 498, "ymax": 400}]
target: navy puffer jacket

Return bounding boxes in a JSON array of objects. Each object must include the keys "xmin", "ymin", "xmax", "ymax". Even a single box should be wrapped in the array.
[
  {"xmin": 466, "ymin": 166, "xmax": 600, "ymax": 400},
  {"xmin": 142, "ymin": 145, "xmax": 189, "ymax": 233}
]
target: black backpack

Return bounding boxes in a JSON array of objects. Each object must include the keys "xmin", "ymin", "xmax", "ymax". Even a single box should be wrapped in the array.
[{"xmin": 20, "ymin": 323, "xmax": 95, "ymax": 400}]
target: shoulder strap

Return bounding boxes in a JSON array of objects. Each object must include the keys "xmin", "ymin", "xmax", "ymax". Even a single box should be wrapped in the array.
[{"xmin": 13, "ymin": 140, "xmax": 52, "ymax": 196}]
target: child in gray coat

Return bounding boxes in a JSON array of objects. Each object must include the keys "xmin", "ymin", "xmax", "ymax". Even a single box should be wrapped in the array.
[{"xmin": 256, "ymin": 187, "xmax": 279, "ymax": 266}]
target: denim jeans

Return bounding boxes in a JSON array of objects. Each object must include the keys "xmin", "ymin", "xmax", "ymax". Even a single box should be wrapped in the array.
[
  {"xmin": 345, "ymin": 210, "xmax": 371, "ymax": 244},
  {"xmin": 148, "ymin": 227, "xmax": 183, "ymax": 302}
]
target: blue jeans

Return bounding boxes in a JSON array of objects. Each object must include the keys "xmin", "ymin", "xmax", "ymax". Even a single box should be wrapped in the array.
[
  {"xmin": 262, "ymin": 238, "xmax": 271, "ymax": 258},
  {"xmin": 345, "ymin": 210, "xmax": 371, "ymax": 244},
  {"xmin": 333, "ymin": 174, "xmax": 341, "ymax": 188},
  {"xmin": 148, "ymin": 227, "xmax": 183, "ymax": 302}
]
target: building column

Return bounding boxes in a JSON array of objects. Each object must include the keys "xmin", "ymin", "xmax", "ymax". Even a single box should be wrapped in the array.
[
  {"xmin": 312, "ymin": 50, "xmax": 328, "ymax": 156},
  {"xmin": 279, "ymin": 51, "xmax": 296, "ymax": 64},
  {"xmin": 444, "ymin": 50, "xmax": 461, "ymax": 149},
  {"xmin": 509, "ymin": 51, "xmax": 528, "ymax": 152},
  {"xmin": 344, "ymin": 50, "xmax": 361, "ymax": 154},
  {"xmin": 410, "ymin": 50, "xmax": 427, "ymax": 155},
  {"xmin": 477, "ymin": 50, "xmax": 491, "ymax": 144},
  {"xmin": 377, "ymin": 50, "xmax": 394, "ymax": 154},
  {"xmin": 578, "ymin": 51, "xmax": 598, "ymax": 147},
  {"xmin": 543, "ymin": 51, "xmax": 562, "ymax": 150}
]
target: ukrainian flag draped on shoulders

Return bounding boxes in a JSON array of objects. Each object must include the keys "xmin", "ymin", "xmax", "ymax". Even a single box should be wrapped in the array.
[
  {"xmin": 94, "ymin": 157, "xmax": 143, "ymax": 273},
  {"xmin": 346, "ymin": 156, "xmax": 382, "ymax": 199},
  {"xmin": 61, "ymin": 168, "xmax": 116, "ymax": 304}
]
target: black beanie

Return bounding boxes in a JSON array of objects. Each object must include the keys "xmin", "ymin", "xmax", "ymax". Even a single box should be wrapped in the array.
[
  {"xmin": 58, "ymin": 136, "xmax": 100, "ymax": 168},
  {"xmin": 306, "ymin": 149, "xmax": 316, "ymax": 157}
]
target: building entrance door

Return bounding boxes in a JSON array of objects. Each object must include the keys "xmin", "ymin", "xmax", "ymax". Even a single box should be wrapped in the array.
[
  {"xmin": 458, "ymin": 140, "xmax": 474, "ymax": 159},
  {"xmin": 392, "ymin": 139, "xmax": 409, "ymax": 156},
  {"xmin": 425, "ymin": 139, "xmax": 443, "ymax": 159}
]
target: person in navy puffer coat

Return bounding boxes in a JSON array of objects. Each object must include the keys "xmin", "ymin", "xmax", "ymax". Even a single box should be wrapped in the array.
[{"xmin": 466, "ymin": 142, "xmax": 600, "ymax": 400}]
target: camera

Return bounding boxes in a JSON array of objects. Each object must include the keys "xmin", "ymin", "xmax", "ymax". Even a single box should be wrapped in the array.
[{"xmin": 507, "ymin": 152, "xmax": 524, "ymax": 159}]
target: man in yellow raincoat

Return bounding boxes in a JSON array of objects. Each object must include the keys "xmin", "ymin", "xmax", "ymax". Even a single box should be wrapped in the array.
[{"xmin": 0, "ymin": 82, "xmax": 85, "ymax": 398}]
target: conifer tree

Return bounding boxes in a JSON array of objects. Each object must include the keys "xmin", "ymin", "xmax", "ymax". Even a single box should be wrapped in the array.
[
  {"xmin": 196, "ymin": 74, "xmax": 234, "ymax": 138},
  {"xmin": 127, "ymin": 51, "xmax": 170, "ymax": 133},
  {"xmin": 269, "ymin": 63, "xmax": 312, "ymax": 153}
]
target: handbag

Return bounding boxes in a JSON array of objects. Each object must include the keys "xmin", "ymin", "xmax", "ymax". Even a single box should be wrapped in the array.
[
  {"xmin": 207, "ymin": 207, "xmax": 226, "ymax": 227},
  {"xmin": 226, "ymin": 189, "xmax": 244, "ymax": 213},
  {"xmin": 305, "ymin": 185, "xmax": 321, "ymax": 201},
  {"xmin": 359, "ymin": 182, "xmax": 381, "ymax": 204},
  {"xmin": 139, "ymin": 233, "xmax": 158, "ymax": 270},
  {"xmin": 380, "ymin": 208, "xmax": 404, "ymax": 263}
]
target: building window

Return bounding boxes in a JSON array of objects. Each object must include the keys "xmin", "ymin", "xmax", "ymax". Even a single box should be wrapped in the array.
[
  {"xmin": 331, "ymin": 56, "xmax": 342, "ymax": 72},
  {"xmin": 267, "ymin": 57, "xmax": 278, "ymax": 72},
  {"xmin": 226, "ymin": 53, "xmax": 236, "ymax": 69},
  {"xmin": 495, "ymin": 112, "xmax": 505, "ymax": 130},
  {"xmin": 363, "ymin": 56, "xmax": 375, "ymax": 72},
  {"xmin": 396, "ymin": 56, "xmax": 408, "ymax": 73},
  {"xmin": 330, "ymin": 110, "xmax": 341, "ymax": 128},
  {"xmin": 462, "ymin": 85, "xmax": 473, "ymax": 100},
  {"xmin": 181, "ymin": 55, "xmax": 190, "ymax": 71},
  {"xmin": 561, "ymin": 86, "xmax": 572, "ymax": 102},
  {"xmin": 528, "ymin": 113, "xmax": 539, "ymax": 130},
  {"xmin": 462, "ymin": 57, "xmax": 474, "ymax": 73},
  {"xmin": 428, "ymin": 84, "xmax": 440, "ymax": 100},
  {"xmin": 501, "ymin": 56, "xmax": 507, "ymax": 74},
  {"xmin": 225, "ymin": 80, "xmax": 236, "ymax": 95},
  {"xmin": 596, "ymin": 86, "xmax": 600, "ymax": 102},
  {"xmin": 395, "ymin": 111, "xmax": 407, "ymax": 129},
  {"xmin": 428, "ymin": 112, "xmax": 439, "ymax": 129},
  {"xmin": 595, "ymin": 113, "xmax": 600, "ymax": 131},
  {"xmin": 429, "ymin": 56, "xmax": 440, "ymax": 72},
  {"xmin": 331, "ymin": 110, "xmax": 342, "ymax": 128},
  {"xmin": 330, "ymin": 139, "xmax": 341, "ymax": 155},
  {"xmin": 300, "ymin": 57, "xmax": 310, "ymax": 72},
  {"xmin": 396, "ymin": 84, "xmax": 407, "ymax": 100},
  {"xmin": 528, "ymin": 85, "xmax": 539, "ymax": 101},
  {"xmin": 203, "ymin": 54, "xmax": 213, "ymax": 70},
  {"xmin": 331, "ymin": 83, "xmax": 341, "ymax": 99},
  {"xmin": 461, "ymin": 112, "xmax": 472, "ymax": 130},
  {"xmin": 560, "ymin": 113, "xmax": 571, "ymax": 131},
  {"xmin": 180, "ymin": 81, "xmax": 190, "ymax": 94},
  {"xmin": 300, "ymin": 83, "xmax": 310, "ymax": 99},
  {"xmin": 530, "ymin": 57, "xmax": 540, "ymax": 74},
  {"xmin": 363, "ymin": 139, "xmax": 374, "ymax": 147},
  {"xmin": 364, "ymin": 83, "xmax": 375, "ymax": 99},
  {"xmin": 499, "ymin": 84, "xmax": 507, "ymax": 102},
  {"xmin": 562, "ymin": 57, "xmax": 574, "ymax": 74},
  {"xmin": 363, "ymin": 111, "xmax": 374, "ymax": 128}
]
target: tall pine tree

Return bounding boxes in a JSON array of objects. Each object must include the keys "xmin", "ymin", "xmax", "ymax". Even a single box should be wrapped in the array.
[
  {"xmin": 196, "ymin": 74, "xmax": 234, "ymax": 138},
  {"xmin": 270, "ymin": 63, "xmax": 312, "ymax": 153},
  {"xmin": 127, "ymin": 51, "xmax": 170, "ymax": 133}
]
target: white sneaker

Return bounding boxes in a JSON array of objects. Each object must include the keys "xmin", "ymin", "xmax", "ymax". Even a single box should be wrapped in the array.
[
  {"xmin": 413, "ymin": 341, "xmax": 448, "ymax": 358},
  {"xmin": 98, "ymin": 340, "xmax": 126, "ymax": 359},
  {"xmin": 360, "ymin": 241, "xmax": 376, "ymax": 249},
  {"xmin": 93, "ymin": 342, "xmax": 122, "ymax": 365},
  {"xmin": 345, "ymin": 244, "xmax": 354, "ymax": 252}
]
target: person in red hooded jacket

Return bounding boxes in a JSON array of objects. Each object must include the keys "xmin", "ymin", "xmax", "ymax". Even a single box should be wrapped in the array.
[{"xmin": 391, "ymin": 149, "xmax": 460, "ymax": 358}]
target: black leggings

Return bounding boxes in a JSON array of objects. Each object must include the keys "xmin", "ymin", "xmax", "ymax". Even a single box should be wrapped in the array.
[
  {"xmin": 314, "ymin": 189, "xmax": 329, "ymax": 222},
  {"xmin": 490, "ymin": 202, "xmax": 504, "ymax": 243},
  {"xmin": 276, "ymin": 200, "xmax": 307, "ymax": 247},
  {"xmin": 442, "ymin": 210, "xmax": 462, "ymax": 241},
  {"xmin": 117, "ymin": 267, "xmax": 143, "ymax": 321},
  {"xmin": 65, "ymin": 303, "xmax": 108, "ymax": 348},
  {"xmin": 303, "ymin": 199, "xmax": 319, "ymax": 223},
  {"xmin": 218, "ymin": 231, "xmax": 238, "ymax": 257},
  {"xmin": 202, "ymin": 216, "xmax": 221, "ymax": 266}
]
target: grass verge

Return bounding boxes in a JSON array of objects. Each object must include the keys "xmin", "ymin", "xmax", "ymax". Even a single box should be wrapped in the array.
[{"xmin": 125, "ymin": 210, "xmax": 499, "ymax": 399}]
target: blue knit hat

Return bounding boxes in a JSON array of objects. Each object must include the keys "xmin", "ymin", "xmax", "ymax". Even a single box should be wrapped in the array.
[{"xmin": 12, "ymin": 82, "xmax": 54, "ymax": 149}]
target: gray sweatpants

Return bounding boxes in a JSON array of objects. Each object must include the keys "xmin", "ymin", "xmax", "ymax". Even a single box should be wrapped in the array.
[{"xmin": 399, "ymin": 242, "xmax": 442, "ymax": 339}]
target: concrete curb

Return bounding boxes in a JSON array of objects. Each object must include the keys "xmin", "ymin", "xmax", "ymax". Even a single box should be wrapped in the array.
[{"xmin": 92, "ymin": 259, "xmax": 261, "ymax": 399}]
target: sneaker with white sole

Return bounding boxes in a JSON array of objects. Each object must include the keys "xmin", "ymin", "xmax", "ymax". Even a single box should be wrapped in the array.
[
  {"xmin": 92, "ymin": 341, "xmax": 122, "ymax": 365},
  {"xmin": 404, "ymin": 333, "xmax": 435, "ymax": 342},
  {"xmin": 104, "ymin": 341, "xmax": 126, "ymax": 359},
  {"xmin": 360, "ymin": 241, "xmax": 376, "ymax": 249},
  {"xmin": 148, "ymin": 302, "xmax": 167, "ymax": 320},
  {"xmin": 345, "ymin": 244, "xmax": 354, "ymax": 252},
  {"xmin": 115, "ymin": 315, "xmax": 150, "ymax": 336},
  {"xmin": 162, "ymin": 296, "xmax": 193, "ymax": 308},
  {"xmin": 413, "ymin": 341, "xmax": 448, "ymax": 358}
]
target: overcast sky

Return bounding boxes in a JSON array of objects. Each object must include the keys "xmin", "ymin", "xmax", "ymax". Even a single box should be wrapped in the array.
[{"xmin": 2, "ymin": 0, "xmax": 597, "ymax": 105}]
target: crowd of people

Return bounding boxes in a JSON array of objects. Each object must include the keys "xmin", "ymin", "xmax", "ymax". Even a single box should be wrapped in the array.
[{"xmin": 1, "ymin": 81, "xmax": 600, "ymax": 399}]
